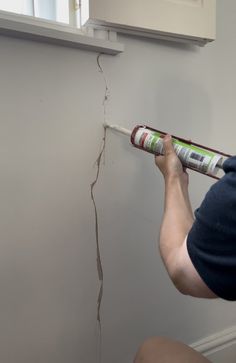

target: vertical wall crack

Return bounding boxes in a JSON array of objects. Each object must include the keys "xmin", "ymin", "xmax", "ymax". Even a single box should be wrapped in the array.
[{"xmin": 90, "ymin": 53, "xmax": 110, "ymax": 363}]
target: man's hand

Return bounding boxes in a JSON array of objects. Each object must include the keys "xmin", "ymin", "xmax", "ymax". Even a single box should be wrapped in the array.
[{"xmin": 155, "ymin": 134, "xmax": 188, "ymax": 185}]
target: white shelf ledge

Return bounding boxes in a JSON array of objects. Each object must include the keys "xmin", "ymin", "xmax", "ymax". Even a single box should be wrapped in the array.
[{"xmin": 0, "ymin": 10, "xmax": 124, "ymax": 55}]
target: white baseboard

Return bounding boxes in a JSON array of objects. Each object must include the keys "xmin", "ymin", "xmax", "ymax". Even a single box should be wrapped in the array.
[{"xmin": 191, "ymin": 326, "xmax": 236, "ymax": 362}]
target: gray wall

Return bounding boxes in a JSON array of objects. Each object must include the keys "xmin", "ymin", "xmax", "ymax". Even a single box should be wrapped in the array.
[{"xmin": 0, "ymin": 1, "xmax": 236, "ymax": 362}]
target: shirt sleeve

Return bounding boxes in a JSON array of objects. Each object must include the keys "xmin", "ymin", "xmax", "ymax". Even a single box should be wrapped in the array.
[{"xmin": 186, "ymin": 156, "xmax": 236, "ymax": 301}]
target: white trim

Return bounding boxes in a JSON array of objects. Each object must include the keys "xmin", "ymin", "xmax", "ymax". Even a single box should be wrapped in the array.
[
  {"xmin": 81, "ymin": 0, "xmax": 216, "ymax": 46},
  {"xmin": 55, "ymin": 0, "xmax": 70, "ymax": 24},
  {"xmin": 24, "ymin": 0, "xmax": 34, "ymax": 16},
  {"xmin": 86, "ymin": 20, "xmax": 209, "ymax": 47},
  {"xmin": 0, "ymin": 10, "xmax": 124, "ymax": 55},
  {"xmin": 191, "ymin": 325, "xmax": 236, "ymax": 357},
  {"xmin": 68, "ymin": 0, "xmax": 77, "ymax": 27}
]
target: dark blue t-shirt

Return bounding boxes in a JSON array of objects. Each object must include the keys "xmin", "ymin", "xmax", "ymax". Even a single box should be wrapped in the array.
[{"xmin": 187, "ymin": 156, "xmax": 236, "ymax": 301}]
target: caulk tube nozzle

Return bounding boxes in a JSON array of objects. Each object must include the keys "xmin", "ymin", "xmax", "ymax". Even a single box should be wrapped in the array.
[{"xmin": 104, "ymin": 123, "xmax": 132, "ymax": 137}]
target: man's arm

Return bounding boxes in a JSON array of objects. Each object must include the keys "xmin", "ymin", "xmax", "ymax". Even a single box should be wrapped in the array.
[{"xmin": 155, "ymin": 135, "xmax": 217, "ymax": 298}]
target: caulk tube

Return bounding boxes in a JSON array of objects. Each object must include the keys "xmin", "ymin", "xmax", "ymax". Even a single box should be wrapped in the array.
[{"xmin": 131, "ymin": 126, "xmax": 223, "ymax": 177}]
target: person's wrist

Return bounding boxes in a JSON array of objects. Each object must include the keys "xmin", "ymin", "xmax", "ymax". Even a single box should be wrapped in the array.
[{"xmin": 164, "ymin": 172, "xmax": 186, "ymax": 186}]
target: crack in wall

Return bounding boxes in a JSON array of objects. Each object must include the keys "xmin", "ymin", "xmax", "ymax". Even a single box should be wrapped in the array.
[
  {"xmin": 97, "ymin": 54, "xmax": 110, "ymax": 122},
  {"xmin": 90, "ymin": 53, "xmax": 110, "ymax": 363}
]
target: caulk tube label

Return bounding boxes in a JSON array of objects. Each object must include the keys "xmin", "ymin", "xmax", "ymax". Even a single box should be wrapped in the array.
[{"xmin": 133, "ymin": 127, "xmax": 222, "ymax": 176}]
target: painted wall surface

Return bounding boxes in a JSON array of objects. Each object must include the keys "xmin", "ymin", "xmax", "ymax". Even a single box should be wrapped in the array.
[{"xmin": 0, "ymin": 1, "xmax": 235, "ymax": 362}]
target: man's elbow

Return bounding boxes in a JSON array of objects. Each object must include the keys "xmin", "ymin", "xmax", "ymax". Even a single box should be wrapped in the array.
[
  {"xmin": 163, "ymin": 250, "xmax": 191, "ymax": 296},
  {"xmin": 169, "ymin": 267, "xmax": 191, "ymax": 296},
  {"xmin": 168, "ymin": 264, "xmax": 218, "ymax": 299}
]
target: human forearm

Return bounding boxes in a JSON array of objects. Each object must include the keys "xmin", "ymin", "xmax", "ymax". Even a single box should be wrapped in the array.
[
  {"xmin": 155, "ymin": 135, "xmax": 217, "ymax": 298},
  {"xmin": 159, "ymin": 175, "xmax": 194, "ymax": 275}
]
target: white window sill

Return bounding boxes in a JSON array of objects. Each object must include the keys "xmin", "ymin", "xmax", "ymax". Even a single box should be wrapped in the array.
[{"xmin": 0, "ymin": 10, "xmax": 124, "ymax": 55}]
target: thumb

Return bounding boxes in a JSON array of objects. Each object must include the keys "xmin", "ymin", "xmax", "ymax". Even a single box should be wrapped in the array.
[{"xmin": 163, "ymin": 134, "xmax": 174, "ymax": 155}]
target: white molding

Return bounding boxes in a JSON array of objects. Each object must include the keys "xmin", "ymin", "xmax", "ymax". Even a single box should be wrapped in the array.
[
  {"xmin": 191, "ymin": 325, "xmax": 236, "ymax": 357},
  {"xmin": 0, "ymin": 10, "xmax": 124, "ymax": 55},
  {"xmin": 86, "ymin": 21, "xmax": 208, "ymax": 46},
  {"xmin": 81, "ymin": 0, "xmax": 216, "ymax": 46}
]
